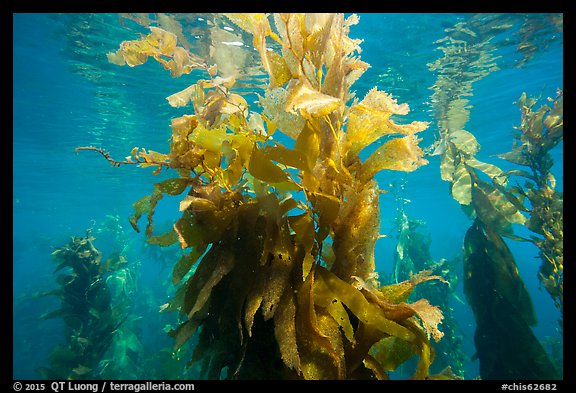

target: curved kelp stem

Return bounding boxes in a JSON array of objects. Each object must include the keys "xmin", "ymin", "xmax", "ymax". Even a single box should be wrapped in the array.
[{"xmin": 77, "ymin": 13, "xmax": 457, "ymax": 379}]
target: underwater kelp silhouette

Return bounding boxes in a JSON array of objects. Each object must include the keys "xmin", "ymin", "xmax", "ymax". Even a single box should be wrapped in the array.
[
  {"xmin": 37, "ymin": 231, "xmax": 128, "ymax": 380},
  {"xmin": 391, "ymin": 208, "xmax": 465, "ymax": 378},
  {"xmin": 428, "ymin": 16, "xmax": 562, "ymax": 380},
  {"xmin": 77, "ymin": 13, "xmax": 454, "ymax": 379}
]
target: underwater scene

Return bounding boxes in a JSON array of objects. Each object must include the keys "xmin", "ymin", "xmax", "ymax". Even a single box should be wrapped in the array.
[{"xmin": 13, "ymin": 13, "xmax": 563, "ymax": 381}]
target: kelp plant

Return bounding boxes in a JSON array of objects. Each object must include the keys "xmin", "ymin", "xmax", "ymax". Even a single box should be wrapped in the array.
[
  {"xmin": 38, "ymin": 230, "xmax": 129, "ymax": 379},
  {"xmin": 78, "ymin": 13, "xmax": 450, "ymax": 379},
  {"xmin": 391, "ymin": 207, "xmax": 465, "ymax": 378},
  {"xmin": 427, "ymin": 17, "xmax": 560, "ymax": 380},
  {"xmin": 497, "ymin": 91, "xmax": 563, "ymax": 321}
]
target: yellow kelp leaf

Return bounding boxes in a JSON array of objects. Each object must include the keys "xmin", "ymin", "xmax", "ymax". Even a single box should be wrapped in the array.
[
  {"xmin": 311, "ymin": 191, "xmax": 340, "ymax": 241},
  {"xmin": 286, "ymin": 82, "xmax": 341, "ymax": 118},
  {"xmin": 137, "ymin": 148, "xmax": 169, "ymax": 166},
  {"xmin": 377, "ymin": 270, "xmax": 446, "ymax": 304},
  {"xmin": 451, "ymin": 162, "xmax": 472, "ymax": 205},
  {"xmin": 129, "ymin": 190, "xmax": 163, "ymax": 233},
  {"xmin": 166, "ymin": 83, "xmax": 201, "ymax": 108},
  {"xmin": 369, "ymin": 336, "xmax": 417, "ymax": 372},
  {"xmin": 260, "ymin": 87, "xmax": 306, "ymax": 139},
  {"xmin": 409, "ymin": 299, "xmax": 444, "ymax": 342},
  {"xmin": 223, "ymin": 13, "xmax": 270, "ymax": 35},
  {"xmin": 147, "ymin": 228, "xmax": 179, "ymax": 246},
  {"xmin": 262, "ymin": 144, "xmax": 309, "ymax": 171},
  {"xmin": 322, "ymin": 296, "xmax": 356, "ymax": 345},
  {"xmin": 179, "ymin": 195, "xmax": 217, "ymax": 213},
  {"xmin": 304, "ymin": 13, "xmax": 335, "ymax": 69},
  {"xmin": 314, "ymin": 266, "xmax": 415, "ymax": 341},
  {"xmin": 147, "ymin": 26, "xmax": 177, "ymax": 56},
  {"xmin": 189, "ymin": 123, "xmax": 228, "ymax": 154},
  {"xmin": 440, "ymin": 143, "xmax": 456, "ymax": 181},
  {"xmin": 267, "ymin": 50, "xmax": 292, "ymax": 89},
  {"xmin": 248, "ymin": 145, "xmax": 289, "ymax": 183},
  {"xmin": 162, "ymin": 46, "xmax": 194, "ymax": 77},
  {"xmin": 470, "ymin": 168, "xmax": 527, "ymax": 231},
  {"xmin": 360, "ymin": 135, "xmax": 428, "ymax": 183},
  {"xmin": 154, "ymin": 178, "xmax": 190, "ymax": 196},
  {"xmin": 466, "ymin": 157, "xmax": 507, "ymax": 186},
  {"xmin": 346, "ymin": 91, "xmax": 429, "ymax": 159},
  {"xmin": 295, "ymin": 122, "xmax": 320, "ymax": 170},
  {"xmin": 449, "ymin": 129, "xmax": 480, "ymax": 157},
  {"xmin": 172, "ymin": 245, "xmax": 207, "ymax": 285},
  {"xmin": 170, "ymin": 115, "xmax": 197, "ymax": 143}
]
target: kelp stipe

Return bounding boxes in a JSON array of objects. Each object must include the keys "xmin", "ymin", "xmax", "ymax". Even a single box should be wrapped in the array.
[{"xmin": 78, "ymin": 13, "xmax": 454, "ymax": 379}]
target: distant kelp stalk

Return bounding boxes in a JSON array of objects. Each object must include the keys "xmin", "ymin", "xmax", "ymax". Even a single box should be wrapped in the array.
[{"xmin": 77, "ymin": 13, "xmax": 459, "ymax": 380}]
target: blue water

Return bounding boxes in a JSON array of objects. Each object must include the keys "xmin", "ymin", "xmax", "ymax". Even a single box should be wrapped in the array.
[{"xmin": 13, "ymin": 13, "xmax": 563, "ymax": 380}]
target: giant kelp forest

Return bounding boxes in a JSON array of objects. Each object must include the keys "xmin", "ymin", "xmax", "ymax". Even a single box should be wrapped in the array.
[{"xmin": 38, "ymin": 13, "xmax": 562, "ymax": 380}]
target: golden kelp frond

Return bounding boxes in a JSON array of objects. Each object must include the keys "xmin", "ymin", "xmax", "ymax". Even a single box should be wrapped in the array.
[
  {"xmin": 360, "ymin": 135, "xmax": 428, "ymax": 183},
  {"xmin": 107, "ymin": 26, "xmax": 202, "ymax": 77},
  {"xmin": 345, "ymin": 88, "xmax": 429, "ymax": 159}
]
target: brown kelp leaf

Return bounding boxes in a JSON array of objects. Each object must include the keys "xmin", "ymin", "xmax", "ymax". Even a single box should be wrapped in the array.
[
  {"xmin": 174, "ymin": 214, "xmax": 205, "ymax": 249},
  {"xmin": 497, "ymin": 146, "xmax": 531, "ymax": 166},
  {"xmin": 172, "ymin": 245, "xmax": 207, "ymax": 285},
  {"xmin": 170, "ymin": 319, "xmax": 200, "ymax": 350},
  {"xmin": 273, "ymin": 289, "xmax": 301, "ymax": 372},
  {"xmin": 188, "ymin": 250, "xmax": 235, "ymax": 320},
  {"xmin": 288, "ymin": 213, "xmax": 315, "ymax": 250},
  {"xmin": 314, "ymin": 266, "xmax": 415, "ymax": 341}
]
